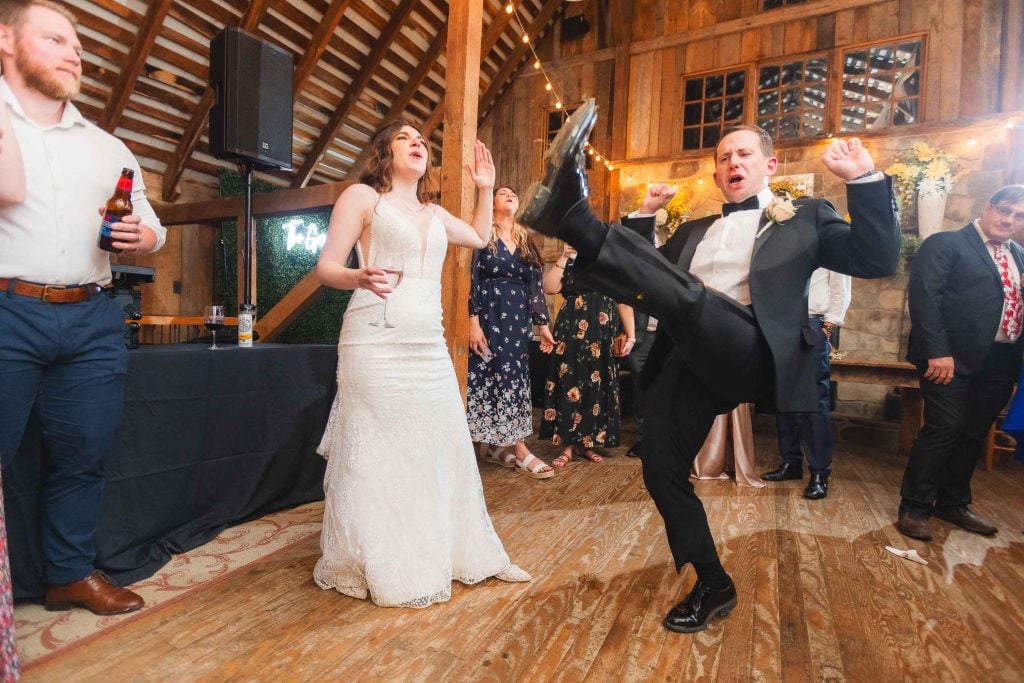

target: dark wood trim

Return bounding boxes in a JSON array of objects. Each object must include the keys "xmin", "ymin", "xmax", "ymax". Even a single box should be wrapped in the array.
[{"xmin": 158, "ymin": 181, "xmax": 349, "ymax": 226}]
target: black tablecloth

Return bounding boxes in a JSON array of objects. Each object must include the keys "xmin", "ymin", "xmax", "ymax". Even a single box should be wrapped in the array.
[{"xmin": 3, "ymin": 344, "xmax": 337, "ymax": 600}]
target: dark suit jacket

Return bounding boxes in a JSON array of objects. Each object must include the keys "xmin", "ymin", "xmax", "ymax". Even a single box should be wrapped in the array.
[
  {"xmin": 907, "ymin": 223, "xmax": 1024, "ymax": 376},
  {"xmin": 575, "ymin": 178, "xmax": 900, "ymax": 412}
]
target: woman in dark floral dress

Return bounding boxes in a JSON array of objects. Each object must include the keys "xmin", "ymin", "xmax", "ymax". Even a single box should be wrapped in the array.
[
  {"xmin": 540, "ymin": 244, "xmax": 635, "ymax": 467},
  {"xmin": 467, "ymin": 187, "xmax": 555, "ymax": 478},
  {"xmin": 0, "ymin": 472, "xmax": 19, "ymax": 682}
]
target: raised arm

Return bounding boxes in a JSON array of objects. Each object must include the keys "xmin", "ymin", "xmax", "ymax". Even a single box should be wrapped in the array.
[
  {"xmin": 0, "ymin": 101, "xmax": 26, "ymax": 204},
  {"xmin": 437, "ymin": 140, "xmax": 495, "ymax": 249}
]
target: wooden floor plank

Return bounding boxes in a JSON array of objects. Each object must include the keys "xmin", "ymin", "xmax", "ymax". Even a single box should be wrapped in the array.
[{"xmin": 23, "ymin": 416, "xmax": 1024, "ymax": 682}]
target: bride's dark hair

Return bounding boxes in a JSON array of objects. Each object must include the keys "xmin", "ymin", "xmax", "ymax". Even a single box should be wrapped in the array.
[{"xmin": 359, "ymin": 119, "xmax": 436, "ymax": 204}]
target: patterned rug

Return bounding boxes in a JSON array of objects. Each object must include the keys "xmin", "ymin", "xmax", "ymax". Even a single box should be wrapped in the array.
[{"xmin": 14, "ymin": 501, "xmax": 324, "ymax": 668}]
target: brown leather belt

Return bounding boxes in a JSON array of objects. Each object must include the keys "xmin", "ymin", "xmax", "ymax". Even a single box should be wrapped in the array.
[{"xmin": 0, "ymin": 278, "xmax": 102, "ymax": 303}]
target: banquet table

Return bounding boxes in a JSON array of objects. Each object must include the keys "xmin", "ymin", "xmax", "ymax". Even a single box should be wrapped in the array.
[{"xmin": 3, "ymin": 343, "xmax": 337, "ymax": 600}]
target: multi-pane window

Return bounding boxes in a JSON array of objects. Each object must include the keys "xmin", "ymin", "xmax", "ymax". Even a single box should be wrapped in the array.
[
  {"xmin": 757, "ymin": 55, "xmax": 828, "ymax": 139},
  {"xmin": 546, "ymin": 105, "xmax": 592, "ymax": 168},
  {"xmin": 763, "ymin": 0, "xmax": 807, "ymax": 8},
  {"xmin": 682, "ymin": 70, "xmax": 746, "ymax": 150},
  {"xmin": 840, "ymin": 39, "xmax": 923, "ymax": 132}
]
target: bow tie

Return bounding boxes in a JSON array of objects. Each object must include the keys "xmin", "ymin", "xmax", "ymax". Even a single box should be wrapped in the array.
[{"xmin": 721, "ymin": 196, "xmax": 761, "ymax": 216}]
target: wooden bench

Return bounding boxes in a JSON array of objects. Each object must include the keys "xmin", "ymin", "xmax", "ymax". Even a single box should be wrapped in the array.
[
  {"xmin": 829, "ymin": 358, "xmax": 921, "ymax": 458},
  {"xmin": 830, "ymin": 358, "xmax": 1012, "ymax": 469}
]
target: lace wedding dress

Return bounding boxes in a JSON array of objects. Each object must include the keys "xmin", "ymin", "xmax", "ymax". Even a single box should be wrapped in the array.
[{"xmin": 314, "ymin": 195, "xmax": 530, "ymax": 608}]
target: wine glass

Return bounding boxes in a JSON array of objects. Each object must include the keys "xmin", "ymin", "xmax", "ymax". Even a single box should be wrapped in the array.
[
  {"xmin": 369, "ymin": 256, "xmax": 404, "ymax": 328},
  {"xmin": 203, "ymin": 305, "xmax": 226, "ymax": 350}
]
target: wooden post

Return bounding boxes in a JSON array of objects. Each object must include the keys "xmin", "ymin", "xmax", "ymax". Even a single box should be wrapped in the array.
[{"xmin": 439, "ymin": 0, "xmax": 484, "ymax": 399}]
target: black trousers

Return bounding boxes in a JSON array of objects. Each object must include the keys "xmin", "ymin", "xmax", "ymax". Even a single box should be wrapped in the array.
[
  {"xmin": 900, "ymin": 344, "xmax": 1017, "ymax": 516},
  {"xmin": 574, "ymin": 225, "xmax": 774, "ymax": 570}
]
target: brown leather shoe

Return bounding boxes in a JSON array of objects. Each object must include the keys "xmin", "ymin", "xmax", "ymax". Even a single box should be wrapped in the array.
[
  {"xmin": 933, "ymin": 507, "xmax": 998, "ymax": 536},
  {"xmin": 896, "ymin": 510, "xmax": 933, "ymax": 541},
  {"xmin": 46, "ymin": 570, "xmax": 144, "ymax": 615}
]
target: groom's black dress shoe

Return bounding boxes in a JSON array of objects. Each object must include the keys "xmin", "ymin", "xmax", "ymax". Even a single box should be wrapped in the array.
[
  {"xmin": 663, "ymin": 580, "xmax": 737, "ymax": 633},
  {"xmin": 517, "ymin": 99, "xmax": 597, "ymax": 238},
  {"xmin": 803, "ymin": 473, "xmax": 828, "ymax": 499},
  {"xmin": 761, "ymin": 461, "xmax": 803, "ymax": 482},
  {"xmin": 933, "ymin": 506, "xmax": 997, "ymax": 536}
]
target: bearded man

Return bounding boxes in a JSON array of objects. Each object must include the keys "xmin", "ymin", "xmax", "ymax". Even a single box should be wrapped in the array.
[{"xmin": 0, "ymin": 0, "xmax": 165, "ymax": 614}]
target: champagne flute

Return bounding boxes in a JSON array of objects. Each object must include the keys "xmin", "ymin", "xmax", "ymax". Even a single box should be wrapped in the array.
[
  {"xmin": 203, "ymin": 305, "xmax": 226, "ymax": 350},
  {"xmin": 369, "ymin": 256, "xmax": 404, "ymax": 328}
]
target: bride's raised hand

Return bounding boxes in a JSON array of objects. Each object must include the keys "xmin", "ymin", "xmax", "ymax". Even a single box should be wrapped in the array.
[{"xmin": 466, "ymin": 140, "xmax": 495, "ymax": 190}]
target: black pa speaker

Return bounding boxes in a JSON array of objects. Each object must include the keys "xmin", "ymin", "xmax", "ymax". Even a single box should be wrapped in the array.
[{"xmin": 209, "ymin": 27, "xmax": 293, "ymax": 169}]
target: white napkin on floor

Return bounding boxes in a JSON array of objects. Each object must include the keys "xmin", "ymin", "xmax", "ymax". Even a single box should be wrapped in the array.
[{"xmin": 886, "ymin": 546, "xmax": 928, "ymax": 565}]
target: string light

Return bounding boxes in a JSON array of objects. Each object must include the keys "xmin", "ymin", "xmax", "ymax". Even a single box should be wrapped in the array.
[
  {"xmin": 544, "ymin": 82, "xmax": 552, "ymax": 91},
  {"xmin": 505, "ymin": 3, "xmax": 514, "ymax": 14}
]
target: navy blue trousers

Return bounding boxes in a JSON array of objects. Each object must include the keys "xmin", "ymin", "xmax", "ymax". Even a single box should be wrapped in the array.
[
  {"xmin": 0, "ymin": 287, "xmax": 127, "ymax": 585},
  {"xmin": 775, "ymin": 317, "xmax": 834, "ymax": 475}
]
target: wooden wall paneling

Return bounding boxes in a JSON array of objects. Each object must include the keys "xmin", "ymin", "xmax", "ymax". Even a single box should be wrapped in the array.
[
  {"xmin": 915, "ymin": 2, "xmax": 943, "ymax": 123},
  {"xmin": 627, "ymin": 51, "xmax": 656, "ymax": 159},
  {"xmin": 938, "ymin": 0, "xmax": 965, "ymax": 121},
  {"xmin": 865, "ymin": 0, "xmax": 900, "ymax": 39},
  {"xmin": 715, "ymin": 32, "xmax": 742, "ymax": 69},
  {"xmin": 657, "ymin": 46, "xmax": 680, "ymax": 159},
  {"xmin": 834, "ymin": 8, "xmax": 856, "ymax": 45},
  {"xmin": 663, "ymin": 0, "xmax": 689, "ymax": 35},
  {"xmin": 610, "ymin": 46, "xmax": 632, "ymax": 162},
  {"xmin": 851, "ymin": 5, "xmax": 871, "ymax": 43},
  {"xmin": 816, "ymin": 13, "xmax": 837, "ymax": 51},
  {"xmin": 631, "ymin": 0, "xmax": 662, "ymax": 43},
  {"xmin": 684, "ymin": 38, "xmax": 715, "ymax": 73},
  {"xmin": 179, "ymin": 225, "xmax": 217, "ymax": 318},
  {"xmin": 783, "ymin": 18, "xmax": 818, "ymax": 55},
  {"xmin": 1000, "ymin": 0, "xmax": 1024, "ymax": 112},
  {"xmin": 968, "ymin": 0, "xmax": 1002, "ymax": 116},
  {"xmin": 739, "ymin": 27, "xmax": 761, "ymax": 63}
]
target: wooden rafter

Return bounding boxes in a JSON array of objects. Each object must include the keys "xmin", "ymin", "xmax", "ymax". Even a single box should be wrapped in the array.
[
  {"xmin": 477, "ymin": 0, "xmax": 564, "ymax": 122},
  {"xmin": 160, "ymin": 0, "xmax": 272, "ymax": 201},
  {"xmin": 101, "ymin": 0, "xmax": 174, "ymax": 132},
  {"xmin": 291, "ymin": 0, "xmax": 354, "ymax": 98},
  {"xmin": 422, "ymin": 0, "xmax": 562, "ymax": 142},
  {"xmin": 291, "ymin": 0, "xmax": 419, "ymax": 188},
  {"xmin": 347, "ymin": 20, "xmax": 450, "ymax": 176}
]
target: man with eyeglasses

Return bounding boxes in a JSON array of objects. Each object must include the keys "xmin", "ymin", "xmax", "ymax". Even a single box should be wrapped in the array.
[{"xmin": 897, "ymin": 185, "xmax": 1024, "ymax": 541}]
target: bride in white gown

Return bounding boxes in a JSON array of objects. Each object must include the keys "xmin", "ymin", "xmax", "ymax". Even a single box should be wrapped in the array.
[{"xmin": 313, "ymin": 120, "xmax": 530, "ymax": 608}]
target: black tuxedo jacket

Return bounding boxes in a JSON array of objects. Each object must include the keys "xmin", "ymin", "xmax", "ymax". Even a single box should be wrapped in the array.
[
  {"xmin": 907, "ymin": 223, "xmax": 1024, "ymax": 376},
  {"xmin": 577, "ymin": 178, "xmax": 900, "ymax": 412}
]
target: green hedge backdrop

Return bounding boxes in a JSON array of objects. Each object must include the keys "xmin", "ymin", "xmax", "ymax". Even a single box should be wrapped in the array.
[{"xmin": 215, "ymin": 168, "xmax": 351, "ymax": 344}]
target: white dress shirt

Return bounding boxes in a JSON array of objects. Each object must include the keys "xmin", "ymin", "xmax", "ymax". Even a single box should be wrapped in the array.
[
  {"xmin": 974, "ymin": 219, "xmax": 1022, "ymax": 343},
  {"xmin": 0, "ymin": 77, "xmax": 165, "ymax": 287},
  {"xmin": 807, "ymin": 268, "xmax": 852, "ymax": 325},
  {"xmin": 690, "ymin": 187, "xmax": 775, "ymax": 305}
]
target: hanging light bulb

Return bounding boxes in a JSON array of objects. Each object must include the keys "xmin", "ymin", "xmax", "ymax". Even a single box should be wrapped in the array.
[
  {"xmin": 555, "ymin": 101, "xmax": 562, "ymax": 109},
  {"xmin": 545, "ymin": 82, "xmax": 552, "ymax": 91},
  {"xmin": 522, "ymin": 33, "xmax": 530, "ymax": 44},
  {"xmin": 533, "ymin": 59, "xmax": 541, "ymax": 70},
  {"xmin": 505, "ymin": 3, "xmax": 514, "ymax": 14}
]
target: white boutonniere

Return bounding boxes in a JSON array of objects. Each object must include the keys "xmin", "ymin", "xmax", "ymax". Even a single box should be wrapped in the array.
[{"xmin": 757, "ymin": 196, "xmax": 799, "ymax": 237}]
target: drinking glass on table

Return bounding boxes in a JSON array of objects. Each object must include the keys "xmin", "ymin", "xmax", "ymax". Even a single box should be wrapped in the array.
[
  {"xmin": 203, "ymin": 305, "xmax": 226, "ymax": 350},
  {"xmin": 369, "ymin": 256, "xmax": 404, "ymax": 328}
]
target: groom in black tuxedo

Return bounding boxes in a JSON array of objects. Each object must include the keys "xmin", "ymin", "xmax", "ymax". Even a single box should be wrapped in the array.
[{"xmin": 517, "ymin": 100, "xmax": 900, "ymax": 633}]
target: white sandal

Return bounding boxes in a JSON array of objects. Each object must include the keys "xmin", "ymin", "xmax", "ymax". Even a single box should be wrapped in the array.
[
  {"xmin": 485, "ymin": 445, "xmax": 517, "ymax": 468},
  {"xmin": 514, "ymin": 452, "xmax": 555, "ymax": 479}
]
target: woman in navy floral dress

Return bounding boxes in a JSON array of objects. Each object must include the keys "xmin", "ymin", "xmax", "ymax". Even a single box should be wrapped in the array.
[
  {"xmin": 540, "ymin": 244, "xmax": 635, "ymax": 467},
  {"xmin": 467, "ymin": 187, "xmax": 555, "ymax": 478}
]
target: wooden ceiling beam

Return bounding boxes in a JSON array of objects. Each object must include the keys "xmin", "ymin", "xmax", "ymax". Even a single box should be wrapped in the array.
[
  {"xmin": 346, "ymin": 20, "xmax": 450, "ymax": 176},
  {"xmin": 291, "ymin": 0, "xmax": 419, "ymax": 188},
  {"xmin": 160, "ymin": 0, "xmax": 272, "ymax": 202},
  {"xmin": 477, "ymin": 0, "xmax": 563, "ymax": 123},
  {"xmin": 100, "ymin": 0, "xmax": 175, "ymax": 132},
  {"xmin": 292, "ymin": 0, "xmax": 355, "ymax": 99}
]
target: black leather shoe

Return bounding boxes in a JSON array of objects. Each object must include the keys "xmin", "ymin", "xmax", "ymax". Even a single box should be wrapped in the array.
[
  {"xmin": 663, "ymin": 580, "xmax": 737, "ymax": 633},
  {"xmin": 804, "ymin": 473, "xmax": 828, "ymax": 499},
  {"xmin": 761, "ymin": 462, "xmax": 803, "ymax": 482},
  {"xmin": 517, "ymin": 99, "xmax": 597, "ymax": 237},
  {"xmin": 896, "ymin": 510, "xmax": 933, "ymax": 541},
  {"xmin": 626, "ymin": 443, "xmax": 642, "ymax": 457},
  {"xmin": 933, "ymin": 507, "xmax": 998, "ymax": 536}
]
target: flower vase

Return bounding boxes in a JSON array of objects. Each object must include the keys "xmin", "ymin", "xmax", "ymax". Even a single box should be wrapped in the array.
[{"xmin": 916, "ymin": 178, "xmax": 948, "ymax": 239}]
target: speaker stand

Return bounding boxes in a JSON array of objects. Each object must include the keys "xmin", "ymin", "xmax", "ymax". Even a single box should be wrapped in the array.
[{"xmin": 242, "ymin": 159, "xmax": 255, "ymax": 307}]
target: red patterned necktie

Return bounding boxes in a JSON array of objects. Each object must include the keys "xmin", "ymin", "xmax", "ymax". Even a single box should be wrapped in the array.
[{"xmin": 991, "ymin": 241, "xmax": 1022, "ymax": 339}]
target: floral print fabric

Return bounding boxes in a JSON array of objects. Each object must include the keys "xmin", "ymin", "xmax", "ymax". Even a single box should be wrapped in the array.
[
  {"xmin": 540, "ymin": 277, "xmax": 621, "ymax": 449},
  {"xmin": 466, "ymin": 242, "xmax": 548, "ymax": 446}
]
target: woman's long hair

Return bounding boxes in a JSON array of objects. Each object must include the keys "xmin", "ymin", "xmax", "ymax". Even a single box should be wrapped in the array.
[
  {"xmin": 488, "ymin": 187, "xmax": 541, "ymax": 268},
  {"xmin": 358, "ymin": 118, "xmax": 436, "ymax": 204}
]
